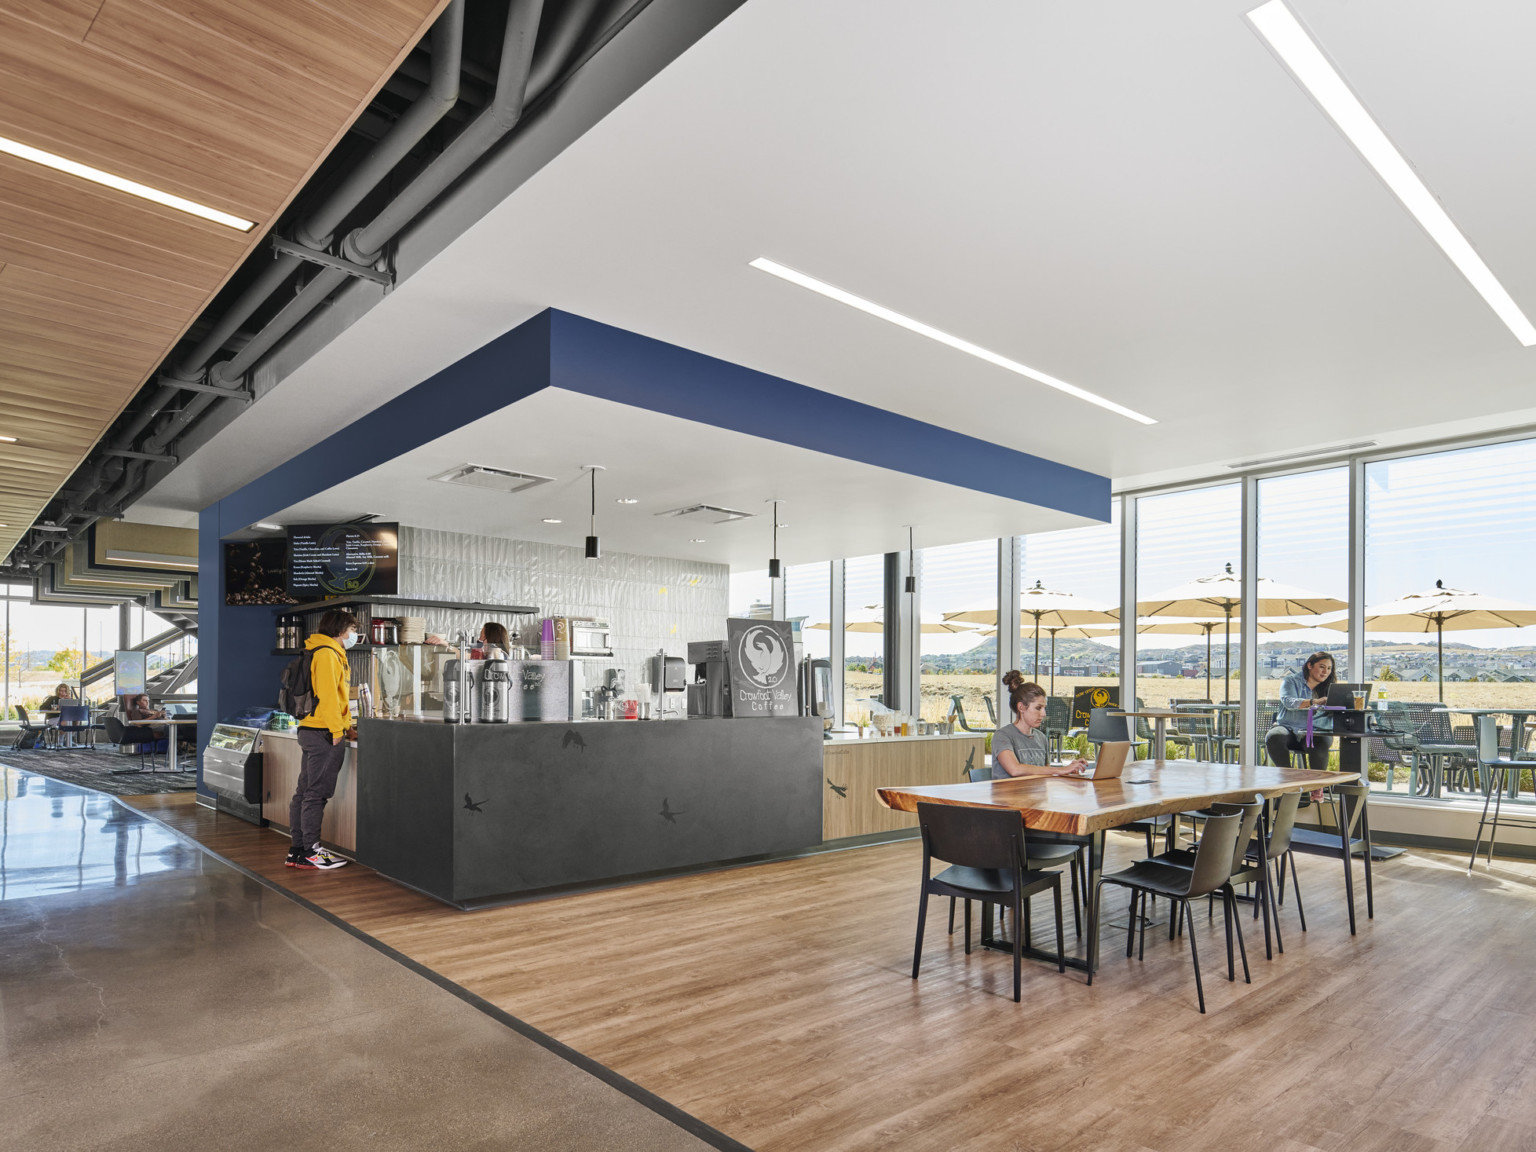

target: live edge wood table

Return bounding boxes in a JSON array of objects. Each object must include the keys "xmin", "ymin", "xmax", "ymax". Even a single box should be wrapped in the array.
[{"xmin": 879, "ymin": 761, "xmax": 1361, "ymax": 974}]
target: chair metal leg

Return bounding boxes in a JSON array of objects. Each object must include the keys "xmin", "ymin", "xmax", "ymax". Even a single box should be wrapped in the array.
[
  {"xmin": 1185, "ymin": 901, "xmax": 1205, "ymax": 1014},
  {"xmin": 1013, "ymin": 894, "xmax": 1023, "ymax": 1003},
  {"xmin": 1470, "ymin": 774, "xmax": 1497, "ymax": 870},
  {"xmin": 1223, "ymin": 888, "xmax": 1235, "ymax": 982},
  {"xmin": 948, "ymin": 896, "xmax": 956, "ymax": 935},
  {"xmin": 964, "ymin": 897, "xmax": 973, "ymax": 955},
  {"xmin": 1068, "ymin": 854, "xmax": 1082, "ymax": 939},
  {"xmin": 1126, "ymin": 890, "xmax": 1139, "ymax": 958},
  {"xmin": 1052, "ymin": 881, "xmax": 1065, "ymax": 974},
  {"xmin": 1227, "ymin": 885, "xmax": 1250, "ymax": 983},
  {"xmin": 1289, "ymin": 852, "xmax": 1306, "ymax": 931},
  {"xmin": 912, "ymin": 890, "xmax": 929, "ymax": 980},
  {"xmin": 1138, "ymin": 893, "xmax": 1148, "ymax": 961}
]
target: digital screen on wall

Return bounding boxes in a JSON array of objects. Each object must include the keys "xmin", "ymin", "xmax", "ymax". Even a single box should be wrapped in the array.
[
  {"xmin": 287, "ymin": 523, "xmax": 399, "ymax": 599},
  {"xmin": 224, "ymin": 540, "xmax": 297, "ymax": 606}
]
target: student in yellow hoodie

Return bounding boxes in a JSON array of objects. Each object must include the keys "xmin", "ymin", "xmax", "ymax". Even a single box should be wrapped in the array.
[{"xmin": 287, "ymin": 609, "xmax": 358, "ymax": 870}]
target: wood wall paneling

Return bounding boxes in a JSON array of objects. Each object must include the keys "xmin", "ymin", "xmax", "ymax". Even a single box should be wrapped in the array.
[{"xmin": 822, "ymin": 737, "xmax": 984, "ymax": 841}]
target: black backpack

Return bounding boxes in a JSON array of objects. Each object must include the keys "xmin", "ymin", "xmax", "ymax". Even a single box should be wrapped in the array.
[{"xmin": 279, "ymin": 649, "xmax": 319, "ymax": 718}]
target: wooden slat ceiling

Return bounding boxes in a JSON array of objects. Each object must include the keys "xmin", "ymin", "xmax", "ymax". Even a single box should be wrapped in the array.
[{"xmin": 0, "ymin": 0, "xmax": 448, "ymax": 562}]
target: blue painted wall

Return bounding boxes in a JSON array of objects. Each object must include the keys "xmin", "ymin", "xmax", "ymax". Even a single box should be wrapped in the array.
[{"xmin": 198, "ymin": 308, "xmax": 1109, "ymax": 792}]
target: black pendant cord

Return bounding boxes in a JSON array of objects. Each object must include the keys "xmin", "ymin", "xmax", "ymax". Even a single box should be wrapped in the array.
[
  {"xmin": 584, "ymin": 466, "xmax": 601, "ymax": 559},
  {"xmin": 768, "ymin": 500, "xmax": 781, "ymax": 579},
  {"xmin": 904, "ymin": 526, "xmax": 916, "ymax": 594}
]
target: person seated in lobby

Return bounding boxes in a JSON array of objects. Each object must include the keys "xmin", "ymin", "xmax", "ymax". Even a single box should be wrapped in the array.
[
  {"xmin": 125, "ymin": 694, "xmax": 193, "ymax": 749},
  {"xmin": 1266, "ymin": 650, "xmax": 1336, "ymax": 783},
  {"xmin": 40, "ymin": 683, "xmax": 76, "ymax": 711},
  {"xmin": 992, "ymin": 670, "xmax": 1089, "ymax": 778}
]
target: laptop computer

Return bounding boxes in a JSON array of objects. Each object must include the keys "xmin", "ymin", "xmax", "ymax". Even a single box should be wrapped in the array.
[
  {"xmin": 1326, "ymin": 681, "xmax": 1372, "ymax": 708},
  {"xmin": 1088, "ymin": 741, "xmax": 1133, "ymax": 780}
]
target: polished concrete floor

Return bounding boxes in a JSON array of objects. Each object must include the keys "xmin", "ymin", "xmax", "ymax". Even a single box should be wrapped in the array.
[{"xmin": 0, "ymin": 766, "xmax": 729, "ymax": 1151}]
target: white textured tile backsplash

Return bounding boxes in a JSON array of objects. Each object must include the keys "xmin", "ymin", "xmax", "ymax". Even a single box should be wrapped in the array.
[{"xmin": 397, "ymin": 526, "xmax": 729, "ymax": 702}]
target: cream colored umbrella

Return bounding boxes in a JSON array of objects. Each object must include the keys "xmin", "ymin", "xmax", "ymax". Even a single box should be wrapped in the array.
[
  {"xmin": 1125, "ymin": 617, "xmax": 1309, "ymax": 702},
  {"xmin": 945, "ymin": 580, "xmax": 1118, "ymax": 683},
  {"xmin": 807, "ymin": 605, "xmax": 980, "ymax": 634},
  {"xmin": 1138, "ymin": 564, "xmax": 1347, "ymax": 702},
  {"xmin": 977, "ymin": 621, "xmax": 1118, "ymax": 695},
  {"xmin": 1319, "ymin": 581, "xmax": 1536, "ymax": 701}
]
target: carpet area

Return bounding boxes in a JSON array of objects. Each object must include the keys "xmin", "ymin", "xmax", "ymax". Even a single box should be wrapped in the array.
[{"xmin": 0, "ymin": 744, "xmax": 197, "ymax": 795}]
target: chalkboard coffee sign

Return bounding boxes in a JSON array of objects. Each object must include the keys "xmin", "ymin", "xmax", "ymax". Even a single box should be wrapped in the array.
[
  {"xmin": 726, "ymin": 618, "xmax": 796, "ymax": 718},
  {"xmin": 287, "ymin": 522, "xmax": 399, "ymax": 598}
]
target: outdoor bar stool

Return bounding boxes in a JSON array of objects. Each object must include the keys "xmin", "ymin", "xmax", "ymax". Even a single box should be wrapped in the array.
[
  {"xmin": 913, "ymin": 802, "xmax": 1066, "ymax": 1003},
  {"xmin": 1468, "ymin": 715, "xmax": 1536, "ymax": 870},
  {"xmin": 1088, "ymin": 810, "xmax": 1250, "ymax": 1014}
]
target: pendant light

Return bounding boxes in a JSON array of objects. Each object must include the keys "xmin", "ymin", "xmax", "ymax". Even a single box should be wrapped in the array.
[
  {"xmin": 904, "ymin": 526, "xmax": 916, "ymax": 593},
  {"xmin": 767, "ymin": 500, "xmax": 782, "ymax": 578},
  {"xmin": 582, "ymin": 465, "xmax": 605, "ymax": 559}
]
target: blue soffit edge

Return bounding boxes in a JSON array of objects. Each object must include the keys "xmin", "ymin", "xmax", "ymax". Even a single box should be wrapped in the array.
[
  {"xmin": 214, "ymin": 307, "xmax": 1109, "ymax": 532},
  {"xmin": 546, "ymin": 309, "xmax": 1110, "ymax": 523}
]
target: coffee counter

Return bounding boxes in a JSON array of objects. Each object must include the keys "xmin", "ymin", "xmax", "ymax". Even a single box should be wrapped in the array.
[
  {"xmin": 259, "ymin": 728, "xmax": 358, "ymax": 854},
  {"xmin": 356, "ymin": 716, "xmax": 823, "ymax": 907},
  {"xmin": 821, "ymin": 732, "xmax": 985, "ymax": 840}
]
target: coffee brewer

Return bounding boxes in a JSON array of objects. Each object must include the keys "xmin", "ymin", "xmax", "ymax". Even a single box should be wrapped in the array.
[
  {"xmin": 686, "ymin": 640, "xmax": 731, "ymax": 718},
  {"xmin": 479, "ymin": 658, "xmax": 510, "ymax": 723}
]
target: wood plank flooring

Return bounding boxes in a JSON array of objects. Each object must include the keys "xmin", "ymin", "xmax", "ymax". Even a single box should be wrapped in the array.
[{"xmin": 128, "ymin": 793, "xmax": 1536, "ymax": 1152}]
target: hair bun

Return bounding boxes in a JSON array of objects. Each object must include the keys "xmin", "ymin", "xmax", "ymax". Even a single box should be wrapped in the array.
[{"xmin": 1002, "ymin": 669, "xmax": 1023, "ymax": 690}]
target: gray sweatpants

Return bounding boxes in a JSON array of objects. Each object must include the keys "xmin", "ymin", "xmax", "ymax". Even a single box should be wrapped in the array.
[{"xmin": 291, "ymin": 728, "xmax": 346, "ymax": 852}]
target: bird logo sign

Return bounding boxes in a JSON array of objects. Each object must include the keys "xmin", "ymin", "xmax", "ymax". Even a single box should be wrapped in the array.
[{"xmin": 726, "ymin": 619, "xmax": 796, "ymax": 717}]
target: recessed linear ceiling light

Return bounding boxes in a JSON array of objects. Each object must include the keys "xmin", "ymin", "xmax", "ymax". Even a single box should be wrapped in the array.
[
  {"xmin": 1247, "ymin": 1, "xmax": 1536, "ymax": 347},
  {"xmin": 430, "ymin": 464, "xmax": 553, "ymax": 493},
  {"xmin": 690, "ymin": 538, "xmax": 707, "ymax": 543},
  {"xmin": 542, "ymin": 518, "xmax": 562, "ymax": 524},
  {"xmin": 749, "ymin": 257, "xmax": 1157, "ymax": 425},
  {"xmin": 0, "ymin": 134, "xmax": 256, "ymax": 232},
  {"xmin": 254, "ymin": 522, "xmax": 283, "ymax": 531},
  {"xmin": 615, "ymin": 498, "xmax": 638, "ymax": 504}
]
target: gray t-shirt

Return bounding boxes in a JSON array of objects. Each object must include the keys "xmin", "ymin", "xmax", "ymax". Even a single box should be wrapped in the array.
[{"xmin": 992, "ymin": 723, "xmax": 1050, "ymax": 779}]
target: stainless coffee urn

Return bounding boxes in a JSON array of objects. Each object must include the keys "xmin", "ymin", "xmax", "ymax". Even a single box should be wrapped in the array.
[
  {"xmin": 479, "ymin": 658, "xmax": 510, "ymax": 723},
  {"xmin": 442, "ymin": 658, "xmax": 463, "ymax": 722}
]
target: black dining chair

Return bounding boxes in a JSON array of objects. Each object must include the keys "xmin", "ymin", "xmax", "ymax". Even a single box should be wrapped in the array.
[
  {"xmin": 1089, "ymin": 810, "xmax": 1249, "ymax": 1014},
  {"xmin": 104, "ymin": 714, "xmax": 167, "ymax": 774},
  {"xmin": 913, "ymin": 802, "xmax": 1065, "ymax": 1003},
  {"xmin": 1287, "ymin": 781, "xmax": 1374, "ymax": 932},
  {"xmin": 9, "ymin": 706, "xmax": 44, "ymax": 750}
]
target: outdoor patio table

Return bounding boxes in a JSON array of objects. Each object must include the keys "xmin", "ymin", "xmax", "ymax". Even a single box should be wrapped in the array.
[
  {"xmin": 1108, "ymin": 708, "xmax": 1181, "ymax": 759},
  {"xmin": 1448, "ymin": 708, "xmax": 1536, "ymax": 798},
  {"xmin": 878, "ymin": 760, "xmax": 1360, "ymax": 973}
]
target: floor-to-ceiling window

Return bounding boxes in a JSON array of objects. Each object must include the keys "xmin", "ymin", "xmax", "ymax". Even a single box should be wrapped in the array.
[
  {"xmin": 785, "ymin": 561, "xmax": 832, "ymax": 718},
  {"xmin": 1365, "ymin": 439, "xmax": 1536, "ymax": 797},
  {"xmin": 1020, "ymin": 500, "xmax": 1122, "ymax": 715},
  {"xmin": 728, "ymin": 570, "xmax": 773, "ymax": 619},
  {"xmin": 1137, "ymin": 485, "xmax": 1243, "ymax": 754},
  {"xmin": 917, "ymin": 539, "xmax": 995, "ymax": 725},
  {"xmin": 843, "ymin": 554, "xmax": 885, "ymax": 724},
  {"xmin": 1257, "ymin": 468, "xmax": 1350, "ymax": 768}
]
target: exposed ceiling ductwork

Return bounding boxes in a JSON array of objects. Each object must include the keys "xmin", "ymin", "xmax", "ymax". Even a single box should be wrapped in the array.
[{"xmin": 3, "ymin": 0, "xmax": 679, "ymax": 581}]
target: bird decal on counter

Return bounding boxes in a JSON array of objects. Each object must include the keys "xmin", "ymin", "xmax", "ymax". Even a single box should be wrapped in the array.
[
  {"xmin": 659, "ymin": 798, "xmax": 684, "ymax": 823},
  {"xmin": 964, "ymin": 747, "xmax": 976, "ymax": 777},
  {"xmin": 463, "ymin": 793, "xmax": 487, "ymax": 812},
  {"xmin": 562, "ymin": 729, "xmax": 586, "ymax": 752},
  {"xmin": 827, "ymin": 778, "xmax": 847, "ymax": 798}
]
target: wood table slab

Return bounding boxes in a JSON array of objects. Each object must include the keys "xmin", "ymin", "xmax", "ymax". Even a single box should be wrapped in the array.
[{"xmin": 879, "ymin": 760, "xmax": 1365, "ymax": 972}]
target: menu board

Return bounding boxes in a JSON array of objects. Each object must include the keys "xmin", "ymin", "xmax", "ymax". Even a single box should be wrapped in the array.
[
  {"xmin": 287, "ymin": 522, "xmax": 399, "ymax": 598},
  {"xmin": 224, "ymin": 539, "xmax": 297, "ymax": 605}
]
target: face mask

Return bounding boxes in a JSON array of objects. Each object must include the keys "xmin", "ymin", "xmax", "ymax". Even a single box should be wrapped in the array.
[{"xmin": 342, "ymin": 632, "xmax": 358, "ymax": 649}]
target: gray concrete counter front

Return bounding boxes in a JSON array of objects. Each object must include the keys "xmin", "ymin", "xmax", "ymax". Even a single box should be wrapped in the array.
[{"xmin": 357, "ymin": 717, "xmax": 824, "ymax": 907}]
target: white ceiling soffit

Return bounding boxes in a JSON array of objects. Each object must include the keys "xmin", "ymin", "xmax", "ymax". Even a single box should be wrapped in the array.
[
  {"xmin": 137, "ymin": 0, "xmax": 1536, "ymax": 518},
  {"xmin": 263, "ymin": 389, "xmax": 1093, "ymax": 568}
]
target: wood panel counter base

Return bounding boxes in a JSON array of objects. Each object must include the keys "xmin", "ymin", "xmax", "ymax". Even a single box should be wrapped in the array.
[{"xmin": 357, "ymin": 717, "xmax": 824, "ymax": 907}]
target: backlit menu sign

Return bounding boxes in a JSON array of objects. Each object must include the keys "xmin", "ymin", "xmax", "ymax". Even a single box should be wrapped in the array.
[{"xmin": 287, "ymin": 523, "xmax": 399, "ymax": 598}]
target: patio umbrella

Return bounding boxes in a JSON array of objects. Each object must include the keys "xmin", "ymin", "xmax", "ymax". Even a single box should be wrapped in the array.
[
  {"xmin": 807, "ymin": 606, "xmax": 980, "ymax": 634},
  {"xmin": 1138, "ymin": 563, "xmax": 1346, "ymax": 702},
  {"xmin": 978, "ymin": 622, "xmax": 1117, "ymax": 696},
  {"xmin": 1320, "ymin": 581, "xmax": 1536, "ymax": 701},
  {"xmin": 944, "ymin": 580, "xmax": 1118, "ymax": 681}
]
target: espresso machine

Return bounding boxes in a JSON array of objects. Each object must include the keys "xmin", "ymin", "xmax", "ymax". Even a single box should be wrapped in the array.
[
  {"xmin": 799, "ymin": 656, "xmax": 833, "ymax": 721},
  {"xmin": 686, "ymin": 640, "xmax": 731, "ymax": 718}
]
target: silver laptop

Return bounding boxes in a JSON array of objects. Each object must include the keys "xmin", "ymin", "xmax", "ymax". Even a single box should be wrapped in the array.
[{"xmin": 1089, "ymin": 741, "xmax": 1133, "ymax": 780}]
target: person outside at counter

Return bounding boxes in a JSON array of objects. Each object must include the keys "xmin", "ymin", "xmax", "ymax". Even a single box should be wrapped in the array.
[
  {"xmin": 1266, "ymin": 650, "xmax": 1337, "ymax": 803},
  {"xmin": 479, "ymin": 621, "xmax": 512, "ymax": 657},
  {"xmin": 286, "ymin": 609, "xmax": 357, "ymax": 871},
  {"xmin": 992, "ymin": 670, "xmax": 1089, "ymax": 778}
]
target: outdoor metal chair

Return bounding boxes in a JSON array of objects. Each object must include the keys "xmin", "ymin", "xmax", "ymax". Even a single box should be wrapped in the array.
[
  {"xmin": 947, "ymin": 695, "xmax": 989, "ymax": 733},
  {"xmin": 1167, "ymin": 698, "xmax": 1215, "ymax": 760},
  {"xmin": 1468, "ymin": 715, "xmax": 1536, "ymax": 870},
  {"xmin": 1409, "ymin": 706, "xmax": 1478, "ymax": 796},
  {"xmin": 1044, "ymin": 696, "xmax": 1071, "ymax": 759}
]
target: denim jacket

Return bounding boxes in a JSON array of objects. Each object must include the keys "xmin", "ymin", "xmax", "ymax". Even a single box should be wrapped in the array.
[{"xmin": 1276, "ymin": 670, "xmax": 1329, "ymax": 734}]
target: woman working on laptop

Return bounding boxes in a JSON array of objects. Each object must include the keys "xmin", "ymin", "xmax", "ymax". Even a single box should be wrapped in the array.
[
  {"xmin": 992, "ymin": 671, "xmax": 1089, "ymax": 778},
  {"xmin": 1265, "ymin": 650, "xmax": 1337, "ymax": 772}
]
